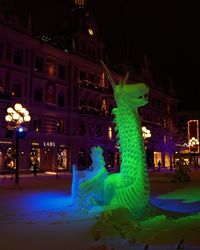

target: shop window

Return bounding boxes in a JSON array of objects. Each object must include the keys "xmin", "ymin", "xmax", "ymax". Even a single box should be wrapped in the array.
[
  {"xmin": 78, "ymin": 149, "xmax": 86, "ymax": 170},
  {"xmin": 33, "ymin": 118, "xmax": 41, "ymax": 132},
  {"xmin": 34, "ymin": 86, "xmax": 43, "ymax": 102},
  {"xmin": 57, "ymin": 148, "xmax": 68, "ymax": 170},
  {"xmin": 6, "ymin": 147, "xmax": 16, "ymax": 169},
  {"xmin": 13, "ymin": 48, "xmax": 23, "ymax": 65},
  {"xmin": 58, "ymin": 64, "xmax": 65, "ymax": 80},
  {"xmin": 58, "ymin": 92, "xmax": 65, "ymax": 107},
  {"xmin": 57, "ymin": 120, "xmax": 64, "ymax": 134},
  {"xmin": 35, "ymin": 56, "xmax": 44, "ymax": 72},
  {"xmin": 154, "ymin": 152, "xmax": 162, "ymax": 168},
  {"xmin": 12, "ymin": 80, "xmax": 21, "ymax": 97},
  {"xmin": 30, "ymin": 147, "xmax": 40, "ymax": 170}
]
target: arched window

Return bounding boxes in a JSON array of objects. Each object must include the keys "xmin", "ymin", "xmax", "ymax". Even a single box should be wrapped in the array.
[
  {"xmin": 45, "ymin": 82, "xmax": 56, "ymax": 104},
  {"xmin": 57, "ymin": 120, "xmax": 64, "ymax": 134},
  {"xmin": 34, "ymin": 86, "xmax": 43, "ymax": 102},
  {"xmin": 57, "ymin": 92, "xmax": 65, "ymax": 107},
  {"xmin": 12, "ymin": 79, "xmax": 21, "ymax": 98},
  {"xmin": 101, "ymin": 98, "xmax": 107, "ymax": 112}
]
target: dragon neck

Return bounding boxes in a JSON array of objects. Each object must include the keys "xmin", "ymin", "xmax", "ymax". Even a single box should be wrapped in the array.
[{"xmin": 113, "ymin": 105, "xmax": 147, "ymax": 186}]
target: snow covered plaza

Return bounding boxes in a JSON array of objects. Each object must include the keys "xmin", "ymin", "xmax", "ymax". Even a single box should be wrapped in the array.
[{"xmin": 1, "ymin": 170, "xmax": 200, "ymax": 250}]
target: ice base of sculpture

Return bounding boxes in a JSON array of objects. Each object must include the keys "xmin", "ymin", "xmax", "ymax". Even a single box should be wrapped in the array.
[{"xmin": 71, "ymin": 146, "xmax": 119, "ymax": 215}]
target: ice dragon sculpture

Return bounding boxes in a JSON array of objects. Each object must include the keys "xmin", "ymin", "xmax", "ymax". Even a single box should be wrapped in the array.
[{"xmin": 71, "ymin": 61, "xmax": 150, "ymax": 218}]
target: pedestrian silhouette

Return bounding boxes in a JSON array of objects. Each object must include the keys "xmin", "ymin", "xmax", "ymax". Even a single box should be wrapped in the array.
[
  {"xmin": 32, "ymin": 161, "xmax": 38, "ymax": 177},
  {"xmin": 158, "ymin": 160, "xmax": 161, "ymax": 171}
]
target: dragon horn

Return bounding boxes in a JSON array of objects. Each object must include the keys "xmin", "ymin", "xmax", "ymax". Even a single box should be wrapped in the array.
[
  {"xmin": 122, "ymin": 72, "xmax": 129, "ymax": 84},
  {"xmin": 101, "ymin": 60, "xmax": 116, "ymax": 90}
]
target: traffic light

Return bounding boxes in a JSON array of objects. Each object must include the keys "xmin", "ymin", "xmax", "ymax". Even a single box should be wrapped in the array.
[{"xmin": 16, "ymin": 127, "xmax": 26, "ymax": 139}]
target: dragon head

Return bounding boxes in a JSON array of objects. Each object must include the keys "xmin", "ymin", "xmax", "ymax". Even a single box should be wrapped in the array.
[{"xmin": 101, "ymin": 61, "xmax": 149, "ymax": 108}]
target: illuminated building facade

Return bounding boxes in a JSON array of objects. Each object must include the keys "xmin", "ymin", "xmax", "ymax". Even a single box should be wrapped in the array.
[
  {"xmin": 0, "ymin": 0, "xmax": 178, "ymax": 172},
  {"xmin": 176, "ymin": 111, "xmax": 200, "ymax": 167}
]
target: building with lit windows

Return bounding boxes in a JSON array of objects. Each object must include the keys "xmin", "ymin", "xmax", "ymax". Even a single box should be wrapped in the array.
[
  {"xmin": 175, "ymin": 111, "xmax": 200, "ymax": 167},
  {"xmin": 0, "ymin": 0, "xmax": 179, "ymax": 173}
]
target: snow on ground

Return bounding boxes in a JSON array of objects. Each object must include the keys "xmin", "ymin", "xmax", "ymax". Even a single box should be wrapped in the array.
[{"xmin": 0, "ymin": 171, "xmax": 200, "ymax": 250}]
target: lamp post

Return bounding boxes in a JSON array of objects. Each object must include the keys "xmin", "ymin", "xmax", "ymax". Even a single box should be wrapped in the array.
[
  {"xmin": 142, "ymin": 126, "xmax": 151, "ymax": 141},
  {"xmin": 142, "ymin": 126, "xmax": 152, "ymax": 168},
  {"xmin": 5, "ymin": 103, "xmax": 31, "ymax": 184}
]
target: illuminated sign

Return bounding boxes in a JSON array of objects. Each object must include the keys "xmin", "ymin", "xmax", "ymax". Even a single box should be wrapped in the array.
[{"xmin": 43, "ymin": 141, "xmax": 55, "ymax": 147}]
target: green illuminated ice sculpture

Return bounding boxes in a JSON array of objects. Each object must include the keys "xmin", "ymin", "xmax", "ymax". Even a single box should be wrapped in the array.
[{"xmin": 71, "ymin": 61, "xmax": 150, "ymax": 218}]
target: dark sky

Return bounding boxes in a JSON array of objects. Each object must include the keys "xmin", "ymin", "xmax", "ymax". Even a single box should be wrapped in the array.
[{"xmin": 9, "ymin": 0, "xmax": 200, "ymax": 111}]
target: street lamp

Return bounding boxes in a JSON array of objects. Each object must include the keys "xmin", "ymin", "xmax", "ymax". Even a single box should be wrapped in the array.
[
  {"xmin": 188, "ymin": 137, "xmax": 199, "ymax": 168},
  {"xmin": 5, "ymin": 103, "xmax": 31, "ymax": 184},
  {"xmin": 142, "ymin": 126, "xmax": 151, "ymax": 140},
  {"xmin": 188, "ymin": 137, "xmax": 199, "ymax": 149}
]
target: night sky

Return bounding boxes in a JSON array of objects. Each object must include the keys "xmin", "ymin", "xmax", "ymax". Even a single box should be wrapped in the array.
[{"xmin": 9, "ymin": 0, "xmax": 200, "ymax": 111}]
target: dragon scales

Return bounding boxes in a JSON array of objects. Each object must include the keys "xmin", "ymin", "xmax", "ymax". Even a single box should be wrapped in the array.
[{"xmin": 71, "ymin": 61, "xmax": 150, "ymax": 218}]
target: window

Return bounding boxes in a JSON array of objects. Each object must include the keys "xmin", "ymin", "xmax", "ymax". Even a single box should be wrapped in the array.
[
  {"xmin": 46, "ymin": 58, "xmax": 56, "ymax": 76},
  {"xmin": 79, "ymin": 122, "xmax": 86, "ymax": 135},
  {"xmin": 79, "ymin": 71, "xmax": 86, "ymax": 81},
  {"xmin": 13, "ymin": 48, "xmax": 23, "ymax": 65},
  {"xmin": 34, "ymin": 86, "xmax": 43, "ymax": 102},
  {"xmin": 58, "ymin": 64, "xmax": 65, "ymax": 80},
  {"xmin": 88, "ymin": 73, "xmax": 95, "ymax": 83},
  {"xmin": 45, "ymin": 83, "xmax": 56, "ymax": 104},
  {"xmin": 12, "ymin": 80, "xmax": 21, "ymax": 98},
  {"xmin": 81, "ymin": 41, "xmax": 87, "ymax": 54},
  {"xmin": 58, "ymin": 92, "xmax": 65, "ymax": 107},
  {"xmin": 0, "ymin": 42, "xmax": 3, "ymax": 60},
  {"xmin": 6, "ymin": 43, "xmax": 12, "ymax": 61},
  {"xmin": 101, "ymin": 98, "xmax": 107, "ymax": 112},
  {"xmin": 33, "ymin": 118, "xmax": 41, "ymax": 132},
  {"xmin": 57, "ymin": 120, "xmax": 64, "ymax": 134},
  {"xmin": 108, "ymin": 126, "xmax": 112, "ymax": 139},
  {"xmin": 95, "ymin": 124, "xmax": 103, "ymax": 137},
  {"xmin": 35, "ymin": 56, "xmax": 44, "ymax": 72}
]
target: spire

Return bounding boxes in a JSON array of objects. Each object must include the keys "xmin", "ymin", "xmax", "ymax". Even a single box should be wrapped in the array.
[
  {"xmin": 168, "ymin": 76, "xmax": 176, "ymax": 97},
  {"xmin": 28, "ymin": 12, "xmax": 32, "ymax": 34}
]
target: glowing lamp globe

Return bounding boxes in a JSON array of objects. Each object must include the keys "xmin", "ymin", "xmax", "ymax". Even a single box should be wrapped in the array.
[
  {"xmin": 13, "ymin": 113, "xmax": 20, "ymax": 121},
  {"xmin": 7, "ymin": 107, "xmax": 14, "ymax": 114},
  {"xmin": 24, "ymin": 115, "xmax": 31, "ymax": 122},
  {"xmin": 5, "ymin": 115, "xmax": 12, "ymax": 122},
  {"xmin": 14, "ymin": 103, "xmax": 22, "ymax": 111}
]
